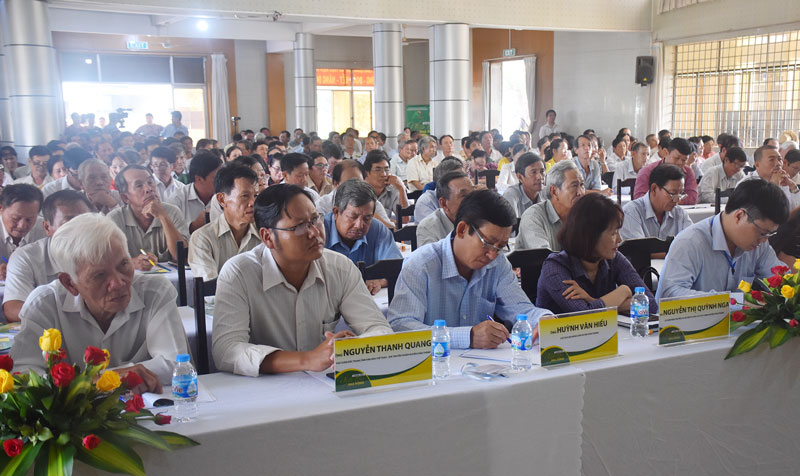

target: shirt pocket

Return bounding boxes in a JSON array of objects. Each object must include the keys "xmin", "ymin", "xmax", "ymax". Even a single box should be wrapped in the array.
[{"xmin": 474, "ymin": 298, "xmax": 497, "ymax": 322}]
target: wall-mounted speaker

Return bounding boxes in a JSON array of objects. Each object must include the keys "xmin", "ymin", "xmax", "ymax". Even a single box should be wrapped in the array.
[{"xmin": 635, "ymin": 56, "xmax": 654, "ymax": 85}]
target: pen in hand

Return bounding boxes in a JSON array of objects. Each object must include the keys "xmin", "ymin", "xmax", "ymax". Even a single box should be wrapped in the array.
[
  {"xmin": 139, "ymin": 249, "xmax": 157, "ymax": 267},
  {"xmin": 485, "ymin": 315, "xmax": 512, "ymax": 344}
]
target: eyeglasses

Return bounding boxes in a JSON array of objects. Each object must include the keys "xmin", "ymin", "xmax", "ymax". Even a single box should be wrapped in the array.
[
  {"xmin": 270, "ymin": 214, "xmax": 324, "ymax": 236},
  {"xmin": 743, "ymin": 210, "xmax": 779, "ymax": 238},
  {"xmin": 471, "ymin": 225, "xmax": 509, "ymax": 254},
  {"xmin": 150, "ymin": 161, "xmax": 171, "ymax": 170},
  {"xmin": 312, "ymin": 163, "xmax": 329, "ymax": 169},
  {"xmin": 659, "ymin": 186, "xmax": 687, "ymax": 202}
]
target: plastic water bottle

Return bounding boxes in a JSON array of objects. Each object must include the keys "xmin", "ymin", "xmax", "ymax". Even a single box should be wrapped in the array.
[
  {"xmin": 172, "ymin": 354, "xmax": 198, "ymax": 422},
  {"xmin": 431, "ymin": 320, "xmax": 450, "ymax": 380},
  {"xmin": 630, "ymin": 287, "xmax": 650, "ymax": 338},
  {"xmin": 511, "ymin": 314, "xmax": 534, "ymax": 371}
]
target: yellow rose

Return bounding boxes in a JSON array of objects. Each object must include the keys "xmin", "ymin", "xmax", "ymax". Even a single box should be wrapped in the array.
[
  {"xmin": 99, "ymin": 349, "xmax": 110, "ymax": 371},
  {"xmin": 794, "ymin": 258, "xmax": 800, "ymax": 271},
  {"xmin": 738, "ymin": 280, "xmax": 752, "ymax": 293},
  {"xmin": 96, "ymin": 370, "xmax": 121, "ymax": 392},
  {"xmin": 39, "ymin": 328, "xmax": 62, "ymax": 353},
  {"xmin": 781, "ymin": 285, "xmax": 795, "ymax": 300},
  {"xmin": 0, "ymin": 369, "xmax": 13, "ymax": 393}
]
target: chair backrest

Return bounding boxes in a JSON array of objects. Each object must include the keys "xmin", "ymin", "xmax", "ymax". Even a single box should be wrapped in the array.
[
  {"xmin": 616, "ymin": 178, "xmax": 637, "ymax": 203},
  {"xmin": 714, "ymin": 187, "xmax": 733, "ymax": 214},
  {"xmin": 407, "ymin": 189, "xmax": 423, "ymax": 202},
  {"xmin": 476, "ymin": 169, "xmax": 501, "ymax": 189},
  {"xmin": 192, "ymin": 276, "xmax": 217, "ymax": 375},
  {"xmin": 393, "ymin": 224, "xmax": 418, "ymax": 251},
  {"xmin": 506, "ymin": 248, "xmax": 554, "ymax": 303},
  {"xmin": 177, "ymin": 241, "xmax": 189, "ymax": 307},
  {"xmin": 512, "ymin": 217, "xmax": 521, "ymax": 236},
  {"xmin": 395, "ymin": 204, "xmax": 416, "ymax": 231},
  {"xmin": 618, "ymin": 237, "xmax": 673, "ymax": 292},
  {"xmin": 602, "ymin": 171, "xmax": 615, "ymax": 188},
  {"xmin": 358, "ymin": 258, "xmax": 404, "ymax": 303},
  {"xmin": 743, "ymin": 165, "xmax": 755, "ymax": 175}
]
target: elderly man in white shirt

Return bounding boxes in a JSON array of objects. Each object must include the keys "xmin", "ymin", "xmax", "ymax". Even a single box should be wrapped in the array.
[
  {"xmin": 10, "ymin": 214, "xmax": 189, "ymax": 392},
  {"xmin": 417, "ymin": 171, "xmax": 474, "ymax": 247},
  {"xmin": 0, "ymin": 184, "xmax": 47, "ymax": 281},
  {"xmin": 78, "ymin": 159, "xmax": 122, "ymax": 214},
  {"xmin": 736, "ymin": 144, "xmax": 800, "ymax": 210},
  {"xmin": 697, "ymin": 146, "xmax": 747, "ymax": 203},
  {"xmin": 406, "ymin": 136, "xmax": 441, "ymax": 191},
  {"xmin": 213, "ymin": 184, "xmax": 393, "ymax": 376}
]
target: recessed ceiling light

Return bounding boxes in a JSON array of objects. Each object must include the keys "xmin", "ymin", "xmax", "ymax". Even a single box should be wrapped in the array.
[{"xmin": 196, "ymin": 19, "xmax": 209, "ymax": 31}]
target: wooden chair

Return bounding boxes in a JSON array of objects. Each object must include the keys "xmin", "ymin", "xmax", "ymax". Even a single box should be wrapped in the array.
[
  {"xmin": 407, "ymin": 189, "xmax": 424, "ymax": 202},
  {"xmin": 714, "ymin": 187, "xmax": 733, "ymax": 215},
  {"xmin": 601, "ymin": 171, "xmax": 615, "ymax": 188},
  {"xmin": 177, "ymin": 241, "xmax": 189, "ymax": 307},
  {"xmin": 393, "ymin": 225, "xmax": 418, "ymax": 251},
  {"xmin": 618, "ymin": 237, "xmax": 673, "ymax": 293},
  {"xmin": 358, "ymin": 258, "xmax": 404, "ymax": 303},
  {"xmin": 395, "ymin": 204, "xmax": 416, "ymax": 230},
  {"xmin": 192, "ymin": 277, "xmax": 216, "ymax": 375},
  {"xmin": 506, "ymin": 248, "xmax": 554, "ymax": 304},
  {"xmin": 476, "ymin": 169, "xmax": 501, "ymax": 189},
  {"xmin": 616, "ymin": 178, "xmax": 637, "ymax": 203}
]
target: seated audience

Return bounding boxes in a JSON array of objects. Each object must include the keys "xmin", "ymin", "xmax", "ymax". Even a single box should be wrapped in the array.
[
  {"xmin": 316, "ymin": 160, "xmax": 393, "ymax": 228},
  {"xmin": 612, "ymin": 142, "xmax": 648, "ymax": 192},
  {"xmin": 280, "ymin": 152, "xmax": 319, "ymax": 201},
  {"xmin": 736, "ymin": 144, "xmax": 800, "ymax": 210},
  {"xmin": 189, "ymin": 163, "xmax": 261, "ymax": 280},
  {"xmin": 10, "ymin": 214, "xmax": 189, "ymax": 391},
  {"xmin": 14, "ymin": 146, "xmax": 53, "ymax": 189},
  {"xmin": 42, "ymin": 147, "xmax": 90, "ymax": 198},
  {"xmin": 697, "ymin": 146, "xmax": 747, "ymax": 203},
  {"xmin": 620, "ymin": 164, "xmax": 692, "ymax": 241},
  {"xmin": 414, "ymin": 156, "xmax": 466, "ymax": 222},
  {"xmin": 656, "ymin": 180, "xmax": 789, "ymax": 300},
  {"xmin": 47, "ymin": 154, "xmax": 68, "ymax": 182},
  {"xmin": 700, "ymin": 133, "xmax": 739, "ymax": 175},
  {"xmin": 208, "ymin": 155, "xmax": 268, "ymax": 222},
  {"xmin": 149, "ymin": 146, "xmax": 186, "ymax": 202},
  {"xmin": 502, "ymin": 152, "xmax": 545, "ymax": 218},
  {"xmin": 544, "ymin": 137, "xmax": 568, "ymax": 172},
  {"xmin": 167, "ymin": 150, "xmax": 222, "ymax": 232},
  {"xmin": 769, "ymin": 208, "xmax": 800, "ymax": 267},
  {"xmin": 306, "ymin": 152, "xmax": 334, "ymax": 195},
  {"xmin": 537, "ymin": 194, "xmax": 658, "ymax": 315},
  {"xmin": 516, "ymin": 160, "xmax": 585, "ymax": 251},
  {"xmin": 785, "ymin": 148, "xmax": 800, "ymax": 185},
  {"xmin": 406, "ymin": 136, "xmax": 441, "ymax": 191},
  {"xmin": 3, "ymin": 190, "xmax": 93, "ymax": 322},
  {"xmin": 388, "ymin": 189, "xmax": 551, "ymax": 349},
  {"xmin": 496, "ymin": 143, "xmax": 528, "ymax": 193},
  {"xmin": 212, "ymin": 184, "xmax": 392, "ymax": 376},
  {"xmin": 78, "ymin": 159, "xmax": 121, "ymax": 214},
  {"xmin": 0, "ymin": 184, "xmax": 46, "ymax": 280},
  {"xmin": 1, "ymin": 146, "xmax": 19, "ymax": 181},
  {"xmin": 363, "ymin": 150, "xmax": 408, "ymax": 223},
  {"xmin": 417, "ymin": 171, "xmax": 474, "ymax": 247},
  {"xmin": 322, "ymin": 140, "xmax": 344, "ymax": 174},
  {"xmin": 573, "ymin": 134, "xmax": 611, "ymax": 195},
  {"xmin": 389, "ymin": 138, "xmax": 417, "ymax": 184},
  {"xmin": 633, "ymin": 137, "xmax": 698, "ymax": 204}
]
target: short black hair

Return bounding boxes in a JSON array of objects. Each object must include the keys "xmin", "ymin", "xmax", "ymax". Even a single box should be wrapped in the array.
[
  {"xmin": 171, "ymin": 111, "xmax": 182, "ymax": 120},
  {"xmin": 701, "ymin": 135, "xmax": 714, "ymax": 143},
  {"xmin": 214, "ymin": 162, "xmax": 258, "ymax": 195},
  {"xmin": 471, "ymin": 149, "xmax": 487, "ymax": 160},
  {"xmin": 363, "ymin": 150, "xmax": 390, "ymax": 172},
  {"xmin": 322, "ymin": 141, "xmax": 343, "ymax": 160},
  {"xmin": 196, "ymin": 138, "xmax": 211, "ymax": 150},
  {"xmin": 0, "ymin": 184, "xmax": 43, "ymax": 209},
  {"xmin": 536, "ymin": 137, "xmax": 549, "ymax": 149},
  {"xmin": 515, "ymin": 152, "xmax": 543, "ymax": 176},
  {"xmin": 763, "ymin": 137, "xmax": 777, "ymax": 146},
  {"xmin": 769, "ymin": 208, "xmax": 800, "ymax": 256},
  {"xmin": 436, "ymin": 171, "xmax": 469, "ymax": 201},
  {"xmin": 546, "ymin": 109, "xmax": 556, "ymax": 117},
  {"xmin": 724, "ymin": 147, "xmax": 748, "ymax": 164},
  {"xmin": 753, "ymin": 145, "xmax": 778, "ymax": 163},
  {"xmin": 658, "ymin": 129, "xmax": 671, "ymax": 139},
  {"xmin": 668, "ymin": 137, "xmax": 692, "ymax": 156},
  {"xmin": 63, "ymin": 147, "xmax": 92, "ymax": 171},
  {"xmin": 658, "ymin": 137, "xmax": 672, "ymax": 150},
  {"xmin": 115, "ymin": 164, "xmax": 151, "ymax": 194},
  {"xmin": 47, "ymin": 155, "xmax": 64, "ymax": 176},
  {"xmin": 452, "ymin": 189, "xmax": 515, "ymax": 237},
  {"xmin": 42, "ymin": 189, "xmax": 92, "ymax": 223},
  {"xmin": 150, "ymin": 146, "xmax": 177, "ymax": 164},
  {"xmin": 233, "ymin": 154, "xmax": 268, "ymax": 175},
  {"xmin": 28, "ymin": 146, "xmax": 50, "ymax": 159},
  {"xmin": 559, "ymin": 194, "xmax": 623, "ymax": 262},
  {"xmin": 611, "ymin": 135, "xmax": 626, "ymax": 149},
  {"xmin": 331, "ymin": 159, "xmax": 365, "ymax": 185},
  {"xmin": 785, "ymin": 149, "xmax": 800, "ymax": 165},
  {"xmin": 718, "ymin": 133, "xmax": 740, "ymax": 151},
  {"xmin": 725, "ymin": 179, "xmax": 789, "ymax": 225},
  {"xmin": 279, "ymin": 153, "xmax": 309, "ymax": 175},
  {"xmin": 648, "ymin": 164, "xmax": 685, "ymax": 188},
  {"xmin": 188, "ymin": 150, "xmax": 223, "ymax": 182},
  {"xmin": 254, "ymin": 184, "xmax": 314, "ymax": 230}
]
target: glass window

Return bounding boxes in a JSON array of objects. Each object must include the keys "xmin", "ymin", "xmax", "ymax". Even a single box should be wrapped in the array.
[
  {"xmin": 488, "ymin": 58, "xmax": 532, "ymax": 139},
  {"xmin": 99, "ymin": 55, "xmax": 171, "ymax": 83},
  {"xmin": 316, "ymin": 69, "xmax": 374, "ymax": 135},
  {"xmin": 60, "ymin": 53, "xmax": 99, "ymax": 82},
  {"xmin": 173, "ymin": 57, "xmax": 206, "ymax": 84}
]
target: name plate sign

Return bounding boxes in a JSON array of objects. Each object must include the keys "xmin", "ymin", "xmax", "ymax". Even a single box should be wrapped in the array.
[
  {"xmin": 333, "ymin": 330, "xmax": 432, "ymax": 392},
  {"xmin": 539, "ymin": 308, "xmax": 618, "ymax": 367},
  {"xmin": 658, "ymin": 292, "xmax": 730, "ymax": 345}
]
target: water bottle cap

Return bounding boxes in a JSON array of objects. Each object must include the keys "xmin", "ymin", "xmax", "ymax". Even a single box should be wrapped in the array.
[
  {"xmin": 635, "ymin": 287, "xmax": 645, "ymax": 294},
  {"xmin": 433, "ymin": 320, "xmax": 446, "ymax": 327},
  {"xmin": 176, "ymin": 353, "xmax": 190, "ymax": 363},
  {"xmin": 517, "ymin": 315, "xmax": 528, "ymax": 321}
]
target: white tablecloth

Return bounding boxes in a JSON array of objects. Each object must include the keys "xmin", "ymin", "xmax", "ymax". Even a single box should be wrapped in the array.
[{"xmin": 682, "ymin": 204, "xmax": 715, "ymax": 223}]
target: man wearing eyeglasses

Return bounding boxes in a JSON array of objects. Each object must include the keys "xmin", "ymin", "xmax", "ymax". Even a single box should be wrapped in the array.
[
  {"xmin": 14, "ymin": 146, "xmax": 53, "ymax": 189},
  {"xmin": 212, "ymin": 184, "xmax": 393, "ymax": 376},
  {"xmin": 656, "ymin": 180, "xmax": 789, "ymax": 300},
  {"xmin": 620, "ymin": 164, "xmax": 692, "ymax": 243},
  {"xmin": 305, "ymin": 152, "xmax": 333, "ymax": 196},
  {"xmin": 388, "ymin": 190, "xmax": 552, "ymax": 349}
]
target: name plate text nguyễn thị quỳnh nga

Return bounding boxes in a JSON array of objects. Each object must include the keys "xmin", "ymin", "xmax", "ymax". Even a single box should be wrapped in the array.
[
  {"xmin": 658, "ymin": 292, "xmax": 730, "ymax": 345},
  {"xmin": 539, "ymin": 308, "xmax": 618, "ymax": 367}
]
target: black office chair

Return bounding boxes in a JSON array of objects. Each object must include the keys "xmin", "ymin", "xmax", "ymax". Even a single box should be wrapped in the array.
[
  {"xmin": 177, "ymin": 241, "xmax": 189, "ymax": 307},
  {"xmin": 512, "ymin": 217, "xmax": 521, "ymax": 236},
  {"xmin": 393, "ymin": 225, "xmax": 418, "ymax": 251},
  {"xmin": 395, "ymin": 204, "xmax": 416, "ymax": 230},
  {"xmin": 506, "ymin": 248, "xmax": 554, "ymax": 304},
  {"xmin": 714, "ymin": 188, "xmax": 733, "ymax": 215},
  {"xmin": 358, "ymin": 258, "xmax": 404, "ymax": 303},
  {"xmin": 616, "ymin": 178, "xmax": 637, "ymax": 204},
  {"xmin": 476, "ymin": 169, "xmax": 501, "ymax": 189},
  {"xmin": 192, "ymin": 277, "xmax": 216, "ymax": 375},
  {"xmin": 743, "ymin": 165, "xmax": 756, "ymax": 175},
  {"xmin": 618, "ymin": 237, "xmax": 673, "ymax": 293},
  {"xmin": 407, "ymin": 189, "xmax": 424, "ymax": 202},
  {"xmin": 602, "ymin": 172, "xmax": 615, "ymax": 188}
]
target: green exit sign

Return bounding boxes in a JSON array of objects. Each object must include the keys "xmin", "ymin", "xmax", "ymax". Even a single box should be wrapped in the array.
[
  {"xmin": 503, "ymin": 48, "xmax": 516, "ymax": 57},
  {"xmin": 126, "ymin": 40, "xmax": 149, "ymax": 50}
]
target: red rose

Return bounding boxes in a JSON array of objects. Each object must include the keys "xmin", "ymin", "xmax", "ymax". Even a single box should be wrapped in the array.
[
  {"xmin": 750, "ymin": 290, "xmax": 764, "ymax": 302},
  {"xmin": 731, "ymin": 311, "xmax": 746, "ymax": 323},
  {"xmin": 771, "ymin": 265, "xmax": 790, "ymax": 275},
  {"xmin": 84, "ymin": 346, "xmax": 106, "ymax": 365},
  {"xmin": 82, "ymin": 434, "xmax": 100, "ymax": 450},
  {"xmin": 767, "ymin": 275, "xmax": 784, "ymax": 289},
  {"xmin": 730, "ymin": 298, "xmax": 737, "ymax": 305},
  {"xmin": 3, "ymin": 439, "xmax": 23, "ymax": 458},
  {"xmin": 154, "ymin": 413, "xmax": 172, "ymax": 425},
  {"xmin": 50, "ymin": 363, "xmax": 75, "ymax": 388},
  {"xmin": 122, "ymin": 371, "xmax": 144, "ymax": 389},
  {"xmin": 790, "ymin": 319, "xmax": 799, "ymax": 328},
  {"xmin": 124, "ymin": 394, "xmax": 145, "ymax": 413},
  {"xmin": 0, "ymin": 355, "xmax": 12, "ymax": 372}
]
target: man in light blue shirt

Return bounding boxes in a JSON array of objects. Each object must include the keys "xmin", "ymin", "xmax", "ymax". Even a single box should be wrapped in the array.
[
  {"xmin": 389, "ymin": 190, "xmax": 552, "ymax": 349},
  {"xmin": 161, "ymin": 111, "xmax": 189, "ymax": 138},
  {"xmin": 573, "ymin": 134, "xmax": 611, "ymax": 195},
  {"xmin": 620, "ymin": 164, "xmax": 693, "ymax": 241},
  {"xmin": 656, "ymin": 179, "xmax": 789, "ymax": 300}
]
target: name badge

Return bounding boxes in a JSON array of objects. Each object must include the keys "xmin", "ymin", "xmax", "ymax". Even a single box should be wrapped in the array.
[
  {"xmin": 539, "ymin": 308, "xmax": 618, "ymax": 367},
  {"xmin": 658, "ymin": 292, "xmax": 730, "ymax": 345}
]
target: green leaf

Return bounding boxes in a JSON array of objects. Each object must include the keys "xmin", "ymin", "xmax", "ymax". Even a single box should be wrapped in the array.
[
  {"xmin": 63, "ymin": 376, "xmax": 91, "ymax": 406},
  {"xmin": 108, "ymin": 425, "xmax": 171, "ymax": 451},
  {"xmin": 43, "ymin": 442, "xmax": 74, "ymax": 476},
  {"xmin": 40, "ymin": 395, "xmax": 54, "ymax": 411},
  {"xmin": 75, "ymin": 437, "xmax": 145, "ymax": 476},
  {"xmin": 769, "ymin": 323, "xmax": 791, "ymax": 349},
  {"xmin": 55, "ymin": 433, "xmax": 70, "ymax": 446},
  {"xmin": 154, "ymin": 431, "xmax": 200, "ymax": 449},
  {"xmin": 726, "ymin": 323, "xmax": 770, "ymax": 359},
  {"xmin": 0, "ymin": 441, "xmax": 43, "ymax": 476},
  {"xmin": 34, "ymin": 425, "xmax": 53, "ymax": 443}
]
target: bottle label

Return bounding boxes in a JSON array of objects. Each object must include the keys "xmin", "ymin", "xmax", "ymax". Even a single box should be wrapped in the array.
[
  {"xmin": 432, "ymin": 341, "xmax": 450, "ymax": 358},
  {"xmin": 511, "ymin": 332, "xmax": 532, "ymax": 351},
  {"xmin": 631, "ymin": 304, "xmax": 649, "ymax": 320},
  {"xmin": 172, "ymin": 375, "xmax": 198, "ymax": 399}
]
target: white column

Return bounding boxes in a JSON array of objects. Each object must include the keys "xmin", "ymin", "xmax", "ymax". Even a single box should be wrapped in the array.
[
  {"xmin": 0, "ymin": 39, "xmax": 12, "ymax": 146},
  {"xmin": 293, "ymin": 32, "xmax": 316, "ymax": 133},
  {"xmin": 429, "ymin": 23, "xmax": 470, "ymax": 139},
  {"xmin": 372, "ymin": 23, "xmax": 404, "ymax": 150},
  {"xmin": 0, "ymin": 0, "xmax": 62, "ymax": 153}
]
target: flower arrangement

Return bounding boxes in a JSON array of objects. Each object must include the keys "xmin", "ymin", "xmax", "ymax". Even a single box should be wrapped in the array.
[
  {"xmin": 0, "ymin": 328, "xmax": 198, "ymax": 476},
  {"xmin": 726, "ymin": 259, "xmax": 800, "ymax": 358}
]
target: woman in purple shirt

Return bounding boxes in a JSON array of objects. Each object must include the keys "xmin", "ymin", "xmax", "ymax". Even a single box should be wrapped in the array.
[{"xmin": 536, "ymin": 194, "xmax": 658, "ymax": 315}]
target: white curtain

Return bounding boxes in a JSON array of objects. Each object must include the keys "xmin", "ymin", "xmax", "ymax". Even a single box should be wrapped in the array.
[
  {"xmin": 481, "ymin": 61, "xmax": 490, "ymax": 131},
  {"xmin": 210, "ymin": 54, "xmax": 231, "ymax": 143},
  {"xmin": 658, "ymin": 0, "xmax": 712, "ymax": 14},
  {"xmin": 523, "ymin": 56, "xmax": 537, "ymax": 134}
]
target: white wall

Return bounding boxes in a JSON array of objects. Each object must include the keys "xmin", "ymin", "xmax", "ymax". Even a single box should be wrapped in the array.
[
  {"xmin": 234, "ymin": 40, "xmax": 268, "ymax": 132},
  {"xmin": 553, "ymin": 31, "xmax": 653, "ymax": 143}
]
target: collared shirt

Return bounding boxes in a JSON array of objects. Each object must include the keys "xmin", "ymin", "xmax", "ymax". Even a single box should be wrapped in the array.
[
  {"xmin": 166, "ymin": 183, "xmax": 209, "ymax": 225},
  {"xmin": 3, "ymin": 237, "xmax": 58, "ymax": 304},
  {"xmin": 611, "ymin": 159, "xmax": 639, "ymax": 192},
  {"xmin": 502, "ymin": 183, "xmax": 538, "ymax": 218},
  {"xmin": 161, "ymin": 123, "xmax": 189, "ymax": 138},
  {"xmin": 573, "ymin": 157, "xmax": 603, "ymax": 190},
  {"xmin": 42, "ymin": 175, "xmax": 81, "ymax": 199},
  {"xmin": 633, "ymin": 160, "xmax": 698, "ymax": 205},
  {"xmin": 323, "ymin": 212, "xmax": 402, "ymax": 266},
  {"xmin": 698, "ymin": 164, "xmax": 744, "ymax": 203},
  {"xmin": 605, "ymin": 151, "xmax": 625, "ymax": 170},
  {"xmin": 0, "ymin": 216, "xmax": 46, "ymax": 260},
  {"xmin": 316, "ymin": 190, "xmax": 392, "ymax": 225},
  {"xmin": 154, "ymin": 175, "xmax": 187, "ymax": 203},
  {"xmin": 655, "ymin": 214, "xmax": 782, "ymax": 300},
  {"xmin": 13, "ymin": 173, "xmax": 53, "ymax": 189},
  {"xmin": 737, "ymin": 172, "xmax": 800, "ymax": 209},
  {"xmin": 496, "ymin": 161, "xmax": 520, "ymax": 195},
  {"xmin": 389, "ymin": 155, "xmax": 408, "ymax": 181},
  {"xmin": 416, "ymin": 208, "xmax": 454, "ymax": 247},
  {"xmin": 620, "ymin": 195, "xmax": 693, "ymax": 241},
  {"xmin": 375, "ymin": 185, "xmax": 399, "ymax": 220},
  {"xmin": 538, "ymin": 123, "xmax": 561, "ymax": 139},
  {"xmin": 208, "ymin": 193, "xmax": 223, "ymax": 222},
  {"xmin": 406, "ymin": 155, "xmax": 441, "ymax": 191},
  {"xmin": 537, "ymin": 250, "xmax": 658, "ymax": 315},
  {"xmin": 487, "ymin": 148, "xmax": 503, "ymax": 163},
  {"xmin": 413, "ymin": 189, "xmax": 439, "ymax": 222},
  {"xmin": 700, "ymin": 153, "xmax": 721, "ymax": 176},
  {"xmin": 306, "ymin": 175, "xmax": 334, "ymax": 196},
  {"xmin": 188, "ymin": 214, "xmax": 262, "ymax": 280},
  {"xmin": 387, "ymin": 237, "xmax": 552, "ymax": 349},
  {"xmin": 11, "ymin": 274, "xmax": 189, "ymax": 384},
  {"xmin": 212, "ymin": 245, "xmax": 393, "ymax": 376},
  {"xmin": 107, "ymin": 203, "xmax": 189, "ymax": 262},
  {"xmin": 515, "ymin": 199, "xmax": 562, "ymax": 251}
]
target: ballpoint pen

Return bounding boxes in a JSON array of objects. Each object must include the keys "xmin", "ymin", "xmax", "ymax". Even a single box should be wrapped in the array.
[
  {"xmin": 139, "ymin": 249, "xmax": 157, "ymax": 268},
  {"xmin": 485, "ymin": 315, "xmax": 512, "ymax": 344}
]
